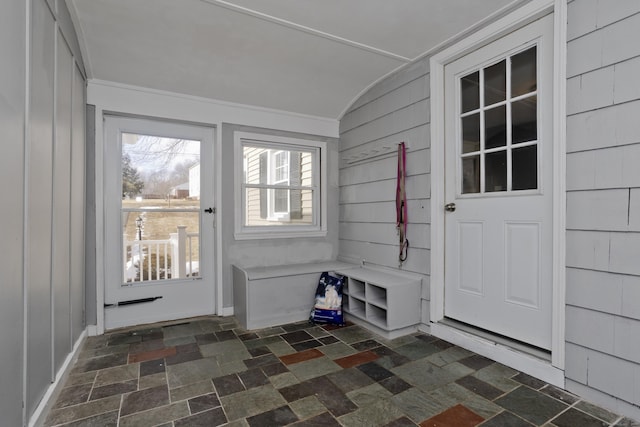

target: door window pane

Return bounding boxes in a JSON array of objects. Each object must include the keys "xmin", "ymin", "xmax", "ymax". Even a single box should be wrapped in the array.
[
  {"xmin": 512, "ymin": 96, "xmax": 537, "ymax": 143},
  {"xmin": 484, "ymin": 60, "xmax": 506, "ymax": 106},
  {"xmin": 121, "ymin": 134, "xmax": 201, "ymax": 284},
  {"xmin": 485, "ymin": 151, "xmax": 507, "ymax": 192},
  {"xmin": 462, "ymin": 156, "xmax": 480, "ymax": 194},
  {"xmin": 462, "ymin": 113, "xmax": 480, "ymax": 153},
  {"xmin": 461, "ymin": 71, "xmax": 480, "ymax": 113},
  {"xmin": 485, "ymin": 105, "xmax": 507, "ymax": 149},
  {"xmin": 512, "ymin": 145, "xmax": 537, "ymax": 190},
  {"xmin": 512, "ymin": 46, "xmax": 537, "ymax": 97}
]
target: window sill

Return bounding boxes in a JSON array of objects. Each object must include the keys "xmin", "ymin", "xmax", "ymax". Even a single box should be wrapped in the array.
[{"xmin": 234, "ymin": 229, "xmax": 328, "ymax": 240}]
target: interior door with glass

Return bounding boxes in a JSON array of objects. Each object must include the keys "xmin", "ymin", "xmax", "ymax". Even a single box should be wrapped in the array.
[
  {"xmin": 104, "ymin": 116, "xmax": 215, "ymax": 330},
  {"xmin": 443, "ymin": 15, "xmax": 554, "ymax": 350}
]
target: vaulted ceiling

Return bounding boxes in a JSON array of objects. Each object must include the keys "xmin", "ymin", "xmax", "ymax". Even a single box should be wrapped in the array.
[{"xmin": 67, "ymin": 0, "xmax": 520, "ymax": 119}]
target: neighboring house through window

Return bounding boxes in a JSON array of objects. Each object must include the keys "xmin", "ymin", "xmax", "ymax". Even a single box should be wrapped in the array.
[{"xmin": 235, "ymin": 132, "xmax": 327, "ymax": 239}]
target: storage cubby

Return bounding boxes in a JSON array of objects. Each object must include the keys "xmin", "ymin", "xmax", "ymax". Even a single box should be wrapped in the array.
[{"xmin": 336, "ymin": 266, "xmax": 422, "ymax": 339}]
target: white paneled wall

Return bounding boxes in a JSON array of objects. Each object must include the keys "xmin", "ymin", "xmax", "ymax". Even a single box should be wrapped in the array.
[
  {"xmin": 338, "ymin": 60, "xmax": 430, "ymax": 278},
  {"xmin": 0, "ymin": 0, "xmax": 86, "ymax": 424},
  {"xmin": 565, "ymin": 0, "xmax": 640, "ymax": 419}
]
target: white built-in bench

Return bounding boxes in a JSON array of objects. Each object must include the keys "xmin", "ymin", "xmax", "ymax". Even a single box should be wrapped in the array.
[
  {"xmin": 232, "ymin": 261, "xmax": 355, "ymax": 330},
  {"xmin": 232, "ymin": 261, "xmax": 423, "ymax": 338}
]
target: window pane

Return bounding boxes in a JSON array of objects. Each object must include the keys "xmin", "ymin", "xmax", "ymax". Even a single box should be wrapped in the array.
[
  {"xmin": 121, "ymin": 210, "xmax": 200, "ymax": 282},
  {"xmin": 462, "ymin": 113, "xmax": 480, "ymax": 153},
  {"xmin": 245, "ymin": 188, "xmax": 313, "ymax": 226},
  {"xmin": 461, "ymin": 71, "xmax": 480, "ymax": 113},
  {"xmin": 484, "ymin": 60, "xmax": 506, "ymax": 106},
  {"xmin": 512, "ymin": 96, "xmax": 537, "ymax": 143},
  {"xmin": 485, "ymin": 105, "xmax": 507, "ymax": 149},
  {"xmin": 512, "ymin": 145, "xmax": 538, "ymax": 190},
  {"xmin": 462, "ymin": 156, "xmax": 480, "ymax": 194},
  {"xmin": 485, "ymin": 150, "xmax": 507, "ymax": 192},
  {"xmin": 512, "ymin": 46, "xmax": 537, "ymax": 97}
]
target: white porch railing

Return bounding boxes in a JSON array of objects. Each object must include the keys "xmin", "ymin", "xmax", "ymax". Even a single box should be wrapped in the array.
[{"xmin": 123, "ymin": 225, "xmax": 199, "ymax": 283}]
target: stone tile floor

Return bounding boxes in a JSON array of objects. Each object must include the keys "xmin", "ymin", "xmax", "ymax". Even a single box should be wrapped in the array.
[{"xmin": 44, "ymin": 316, "xmax": 639, "ymax": 426}]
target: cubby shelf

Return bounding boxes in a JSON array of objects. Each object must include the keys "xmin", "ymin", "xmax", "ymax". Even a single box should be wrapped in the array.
[{"xmin": 337, "ymin": 267, "xmax": 422, "ymax": 339}]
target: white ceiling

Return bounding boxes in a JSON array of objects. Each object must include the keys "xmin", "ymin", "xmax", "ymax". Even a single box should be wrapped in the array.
[{"xmin": 68, "ymin": 0, "xmax": 520, "ymax": 119}]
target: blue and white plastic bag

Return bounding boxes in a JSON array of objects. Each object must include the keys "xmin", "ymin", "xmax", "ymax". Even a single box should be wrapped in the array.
[{"xmin": 309, "ymin": 271, "xmax": 344, "ymax": 325}]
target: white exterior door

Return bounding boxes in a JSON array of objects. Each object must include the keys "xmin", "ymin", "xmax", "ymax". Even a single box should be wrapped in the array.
[
  {"xmin": 104, "ymin": 116, "xmax": 216, "ymax": 330},
  {"xmin": 444, "ymin": 15, "xmax": 553, "ymax": 350}
]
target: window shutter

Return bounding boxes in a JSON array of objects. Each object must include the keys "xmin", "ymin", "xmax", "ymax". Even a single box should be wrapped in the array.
[
  {"xmin": 259, "ymin": 151, "xmax": 268, "ymax": 219},
  {"xmin": 289, "ymin": 152, "xmax": 302, "ymax": 219}
]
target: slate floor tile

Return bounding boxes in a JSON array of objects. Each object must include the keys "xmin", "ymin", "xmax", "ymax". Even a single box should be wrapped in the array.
[
  {"xmin": 220, "ymin": 385, "xmax": 288, "ymax": 421},
  {"xmin": 326, "ymin": 367, "xmax": 375, "ymax": 393},
  {"xmin": 456, "ymin": 375, "xmax": 504, "ymax": 400},
  {"xmin": 46, "ymin": 316, "xmax": 634, "ymax": 427},
  {"xmin": 357, "ymin": 361, "xmax": 394, "ymax": 381},
  {"xmin": 512, "ymin": 372, "xmax": 547, "ymax": 390},
  {"xmin": 45, "ymin": 395, "xmax": 121, "ymax": 426},
  {"xmin": 419, "ymin": 403, "xmax": 484, "ymax": 427},
  {"xmin": 169, "ymin": 379, "xmax": 215, "ymax": 402},
  {"xmin": 292, "ymin": 339, "xmax": 323, "ymax": 351},
  {"xmin": 246, "ymin": 405, "xmax": 298, "ymax": 426},
  {"xmin": 380, "ymin": 375, "xmax": 413, "ymax": 394},
  {"xmin": 53, "ymin": 383, "xmax": 92, "ymax": 409},
  {"xmin": 239, "ymin": 368, "xmax": 270, "ymax": 388},
  {"xmin": 334, "ymin": 350, "xmax": 379, "ymax": 368},
  {"xmin": 90, "ymin": 379, "xmax": 138, "ymax": 401},
  {"xmin": 188, "ymin": 393, "xmax": 221, "ymax": 414},
  {"xmin": 289, "ymin": 412, "xmax": 340, "ymax": 426},
  {"xmin": 481, "ymin": 410, "xmax": 535, "ymax": 427},
  {"xmin": 289, "ymin": 395, "xmax": 327, "ymax": 420},
  {"xmin": 175, "ymin": 407, "xmax": 227, "ymax": 426},
  {"xmin": 338, "ymin": 397, "xmax": 404, "ymax": 427},
  {"xmin": 128, "ymin": 346, "xmax": 176, "ymax": 363},
  {"xmin": 119, "ymin": 401, "xmax": 190, "ymax": 427},
  {"xmin": 383, "ymin": 416, "xmax": 419, "ymax": 426},
  {"xmin": 261, "ymin": 361, "xmax": 289, "ymax": 377},
  {"xmin": 539, "ymin": 384, "xmax": 579, "ymax": 405},
  {"xmin": 459, "ymin": 354, "xmax": 495, "ymax": 371},
  {"xmin": 282, "ymin": 330, "xmax": 315, "ymax": 344},
  {"xmin": 61, "ymin": 410, "xmax": 119, "ymax": 427},
  {"xmin": 120, "ymin": 385, "xmax": 170, "ymax": 417},
  {"xmin": 244, "ymin": 353, "xmax": 280, "ymax": 368},
  {"xmin": 551, "ymin": 407, "xmax": 608, "ymax": 427},
  {"xmin": 213, "ymin": 373, "xmax": 246, "ymax": 397},
  {"xmin": 140, "ymin": 358, "xmax": 166, "ymax": 377},
  {"xmin": 575, "ymin": 400, "xmax": 620, "ymax": 424},
  {"xmin": 494, "ymin": 386, "xmax": 568, "ymax": 425}
]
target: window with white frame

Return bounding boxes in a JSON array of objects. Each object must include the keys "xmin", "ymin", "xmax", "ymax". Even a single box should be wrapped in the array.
[{"xmin": 234, "ymin": 132, "xmax": 327, "ymax": 239}]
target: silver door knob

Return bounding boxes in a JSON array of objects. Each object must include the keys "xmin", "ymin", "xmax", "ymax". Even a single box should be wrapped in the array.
[{"xmin": 444, "ymin": 203, "xmax": 456, "ymax": 212}]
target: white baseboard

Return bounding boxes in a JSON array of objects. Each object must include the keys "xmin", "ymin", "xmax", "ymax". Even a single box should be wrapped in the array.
[
  {"xmin": 28, "ymin": 328, "xmax": 88, "ymax": 427},
  {"xmin": 87, "ymin": 325, "xmax": 98, "ymax": 336},
  {"xmin": 220, "ymin": 306, "xmax": 234, "ymax": 317}
]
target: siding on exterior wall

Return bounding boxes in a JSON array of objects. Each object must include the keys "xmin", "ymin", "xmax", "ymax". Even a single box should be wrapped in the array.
[
  {"xmin": 338, "ymin": 60, "xmax": 431, "ymax": 303},
  {"xmin": 565, "ymin": 0, "xmax": 640, "ymax": 418}
]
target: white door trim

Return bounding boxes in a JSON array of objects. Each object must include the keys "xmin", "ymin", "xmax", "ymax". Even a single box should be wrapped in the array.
[{"xmin": 430, "ymin": 0, "xmax": 566, "ymax": 371}]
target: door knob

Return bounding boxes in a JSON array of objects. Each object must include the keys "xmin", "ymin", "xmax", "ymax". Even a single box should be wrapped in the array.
[
  {"xmin": 204, "ymin": 207, "xmax": 215, "ymax": 214},
  {"xmin": 444, "ymin": 203, "xmax": 456, "ymax": 212}
]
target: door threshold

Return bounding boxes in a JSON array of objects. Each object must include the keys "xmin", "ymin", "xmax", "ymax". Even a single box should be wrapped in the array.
[
  {"xmin": 424, "ymin": 320, "xmax": 564, "ymax": 387},
  {"xmin": 441, "ymin": 318, "xmax": 551, "ymax": 362}
]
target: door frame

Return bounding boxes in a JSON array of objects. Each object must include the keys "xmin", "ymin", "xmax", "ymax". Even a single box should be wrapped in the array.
[
  {"xmin": 429, "ymin": 0, "xmax": 566, "ymax": 384},
  {"xmin": 95, "ymin": 111, "xmax": 222, "ymax": 334}
]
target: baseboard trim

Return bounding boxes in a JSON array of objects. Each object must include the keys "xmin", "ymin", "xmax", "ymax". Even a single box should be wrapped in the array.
[
  {"xmin": 28, "ymin": 328, "xmax": 88, "ymax": 427},
  {"xmin": 220, "ymin": 306, "xmax": 234, "ymax": 317}
]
